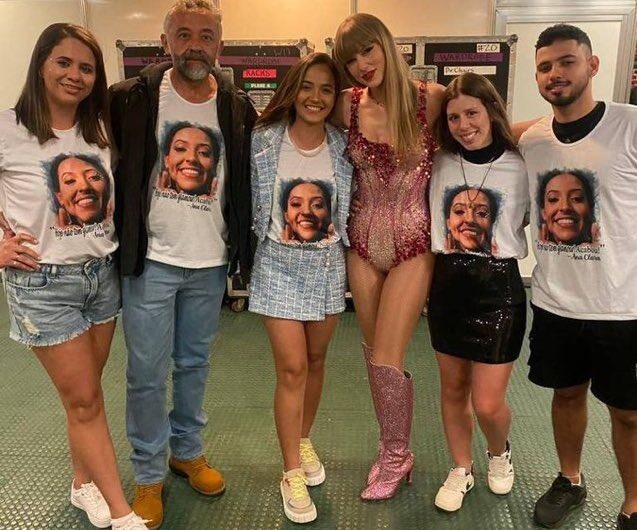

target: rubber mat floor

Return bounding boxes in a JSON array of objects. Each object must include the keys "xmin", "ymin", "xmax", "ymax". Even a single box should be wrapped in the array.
[{"xmin": 0, "ymin": 300, "xmax": 623, "ymax": 529}]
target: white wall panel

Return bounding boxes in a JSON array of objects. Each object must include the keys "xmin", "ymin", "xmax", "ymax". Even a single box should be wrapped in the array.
[
  {"xmin": 87, "ymin": 0, "xmax": 176, "ymax": 85},
  {"xmin": 221, "ymin": 0, "xmax": 349, "ymax": 52},
  {"xmin": 358, "ymin": 0, "xmax": 492, "ymax": 37},
  {"xmin": 0, "ymin": 0, "xmax": 83, "ymax": 109}
]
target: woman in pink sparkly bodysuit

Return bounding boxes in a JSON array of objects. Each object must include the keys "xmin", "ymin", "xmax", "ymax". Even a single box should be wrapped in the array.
[{"xmin": 333, "ymin": 13, "xmax": 445, "ymax": 501}]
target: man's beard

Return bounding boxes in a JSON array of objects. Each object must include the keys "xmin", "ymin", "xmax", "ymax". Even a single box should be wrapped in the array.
[
  {"xmin": 173, "ymin": 51, "xmax": 213, "ymax": 81},
  {"xmin": 542, "ymin": 77, "xmax": 589, "ymax": 107}
]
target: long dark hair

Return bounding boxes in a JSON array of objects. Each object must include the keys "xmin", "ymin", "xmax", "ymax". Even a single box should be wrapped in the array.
[
  {"xmin": 436, "ymin": 72, "xmax": 516, "ymax": 154},
  {"xmin": 256, "ymin": 52, "xmax": 340, "ymax": 128},
  {"xmin": 14, "ymin": 23, "xmax": 109, "ymax": 148}
]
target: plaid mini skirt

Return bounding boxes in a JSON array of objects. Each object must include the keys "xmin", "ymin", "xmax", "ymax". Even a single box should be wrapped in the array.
[{"xmin": 249, "ymin": 237, "xmax": 347, "ymax": 321}]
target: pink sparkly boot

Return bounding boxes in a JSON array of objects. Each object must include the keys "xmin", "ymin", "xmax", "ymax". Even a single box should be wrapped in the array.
[
  {"xmin": 360, "ymin": 361, "xmax": 414, "ymax": 501},
  {"xmin": 361, "ymin": 342, "xmax": 383, "ymax": 486},
  {"xmin": 362, "ymin": 343, "xmax": 382, "ymax": 485}
]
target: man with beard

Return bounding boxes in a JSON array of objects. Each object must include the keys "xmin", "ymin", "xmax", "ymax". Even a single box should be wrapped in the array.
[
  {"xmin": 519, "ymin": 24, "xmax": 637, "ymax": 530},
  {"xmin": 109, "ymin": 1, "xmax": 257, "ymax": 528}
]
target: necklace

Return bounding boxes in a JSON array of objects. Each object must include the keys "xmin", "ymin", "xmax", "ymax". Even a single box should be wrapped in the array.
[
  {"xmin": 287, "ymin": 126, "xmax": 326, "ymax": 155},
  {"xmin": 459, "ymin": 154, "xmax": 495, "ymax": 209},
  {"xmin": 367, "ymin": 89, "xmax": 385, "ymax": 107}
]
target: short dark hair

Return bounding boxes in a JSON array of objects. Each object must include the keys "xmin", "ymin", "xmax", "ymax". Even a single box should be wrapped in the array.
[
  {"xmin": 535, "ymin": 24, "xmax": 592, "ymax": 53},
  {"xmin": 161, "ymin": 121, "xmax": 222, "ymax": 178},
  {"xmin": 164, "ymin": 0, "xmax": 221, "ymax": 33}
]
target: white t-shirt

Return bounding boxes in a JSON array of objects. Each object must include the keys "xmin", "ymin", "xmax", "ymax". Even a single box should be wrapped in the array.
[
  {"xmin": 430, "ymin": 150, "xmax": 529, "ymax": 259},
  {"xmin": 0, "ymin": 109, "xmax": 117, "ymax": 264},
  {"xmin": 267, "ymin": 128, "xmax": 340, "ymax": 246},
  {"xmin": 146, "ymin": 70, "xmax": 228, "ymax": 268},
  {"xmin": 519, "ymin": 102, "xmax": 637, "ymax": 320}
]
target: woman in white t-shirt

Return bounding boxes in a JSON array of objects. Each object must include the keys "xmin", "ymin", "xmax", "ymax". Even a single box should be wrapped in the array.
[
  {"xmin": 249, "ymin": 52, "xmax": 352, "ymax": 524},
  {"xmin": 0, "ymin": 23, "xmax": 147, "ymax": 530},
  {"xmin": 428, "ymin": 73, "xmax": 529, "ymax": 513}
]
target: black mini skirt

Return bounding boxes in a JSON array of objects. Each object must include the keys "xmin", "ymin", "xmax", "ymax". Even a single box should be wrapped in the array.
[{"xmin": 427, "ymin": 253, "xmax": 527, "ymax": 364}]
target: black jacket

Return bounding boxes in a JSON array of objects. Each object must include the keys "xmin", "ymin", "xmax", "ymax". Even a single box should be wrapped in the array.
[{"xmin": 109, "ymin": 63, "xmax": 258, "ymax": 281}]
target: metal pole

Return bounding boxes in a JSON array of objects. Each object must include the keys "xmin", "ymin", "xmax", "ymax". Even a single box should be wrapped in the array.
[{"xmin": 79, "ymin": 0, "xmax": 88, "ymax": 28}]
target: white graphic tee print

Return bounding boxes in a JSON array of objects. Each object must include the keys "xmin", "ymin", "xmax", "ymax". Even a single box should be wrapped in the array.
[
  {"xmin": 430, "ymin": 150, "xmax": 529, "ymax": 260},
  {"xmin": 155, "ymin": 120, "xmax": 224, "ymax": 205},
  {"xmin": 535, "ymin": 168, "xmax": 600, "ymax": 250},
  {"xmin": 276, "ymin": 178, "xmax": 336, "ymax": 245},
  {"xmin": 0, "ymin": 109, "xmax": 117, "ymax": 264},
  {"xmin": 146, "ymin": 70, "xmax": 229, "ymax": 268},
  {"xmin": 267, "ymin": 127, "xmax": 339, "ymax": 247},
  {"xmin": 44, "ymin": 152, "xmax": 114, "ymax": 233}
]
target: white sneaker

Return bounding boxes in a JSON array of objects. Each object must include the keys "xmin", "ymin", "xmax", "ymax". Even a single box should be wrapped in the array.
[
  {"xmin": 280, "ymin": 468, "xmax": 317, "ymax": 523},
  {"xmin": 487, "ymin": 441, "xmax": 514, "ymax": 494},
  {"xmin": 434, "ymin": 467, "xmax": 475, "ymax": 512},
  {"xmin": 111, "ymin": 512, "xmax": 150, "ymax": 530},
  {"xmin": 70, "ymin": 481, "xmax": 111, "ymax": 528},
  {"xmin": 300, "ymin": 438, "xmax": 326, "ymax": 486}
]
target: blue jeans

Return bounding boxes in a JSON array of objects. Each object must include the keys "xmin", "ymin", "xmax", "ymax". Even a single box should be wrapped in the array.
[{"xmin": 121, "ymin": 259, "xmax": 227, "ymax": 484}]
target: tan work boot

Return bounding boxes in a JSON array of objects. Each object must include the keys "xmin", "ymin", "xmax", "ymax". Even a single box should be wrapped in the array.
[
  {"xmin": 131, "ymin": 483, "xmax": 163, "ymax": 530},
  {"xmin": 169, "ymin": 455, "xmax": 226, "ymax": 496}
]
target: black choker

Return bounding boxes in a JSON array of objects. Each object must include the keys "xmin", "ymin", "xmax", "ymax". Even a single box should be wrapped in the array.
[
  {"xmin": 460, "ymin": 141, "xmax": 505, "ymax": 165},
  {"xmin": 553, "ymin": 102, "xmax": 605, "ymax": 144}
]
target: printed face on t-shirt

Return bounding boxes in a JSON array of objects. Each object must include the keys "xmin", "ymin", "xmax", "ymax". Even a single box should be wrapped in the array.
[
  {"xmin": 447, "ymin": 188, "xmax": 493, "ymax": 252},
  {"xmin": 159, "ymin": 122, "xmax": 221, "ymax": 197},
  {"xmin": 279, "ymin": 180, "xmax": 334, "ymax": 244},
  {"xmin": 47, "ymin": 153, "xmax": 111, "ymax": 228},
  {"xmin": 443, "ymin": 185, "xmax": 500, "ymax": 256},
  {"xmin": 537, "ymin": 169, "xmax": 597, "ymax": 246}
]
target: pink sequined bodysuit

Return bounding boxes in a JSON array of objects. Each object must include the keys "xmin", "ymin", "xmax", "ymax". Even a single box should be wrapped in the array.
[{"xmin": 347, "ymin": 84, "xmax": 435, "ymax": 272}]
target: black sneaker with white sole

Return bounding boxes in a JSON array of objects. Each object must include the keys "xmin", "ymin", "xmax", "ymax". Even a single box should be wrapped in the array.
[
  {"xmin": 618, "ymin": 512, "xmax": 637, "ymax": 530},
  {"xmin": 534, "ymin": 473, "xmax": 587, "ymax": 528}
]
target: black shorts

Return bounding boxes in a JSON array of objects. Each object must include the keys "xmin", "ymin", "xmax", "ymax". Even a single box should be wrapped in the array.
[
  {"xmin": 528, "ymin": 304, "xmax": 637, "ymax": 410},
  {"xmin": 428, "ymin": 253, "xmax": 526, "ymax": 364}
]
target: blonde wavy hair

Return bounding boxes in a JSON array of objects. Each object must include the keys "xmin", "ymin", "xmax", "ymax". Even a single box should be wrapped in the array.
[{"xmin": 334, "ymin": 13, "xmax": 420, "ymax": 154}]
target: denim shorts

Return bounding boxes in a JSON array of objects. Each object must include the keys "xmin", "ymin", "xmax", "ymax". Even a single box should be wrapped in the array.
[{"xmin": 2, "ymin": 254, "xmax": 121, "ymax": 347}]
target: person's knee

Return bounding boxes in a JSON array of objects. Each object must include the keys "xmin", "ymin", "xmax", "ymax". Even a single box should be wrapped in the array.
[
  {"xmin": 609, "ymin": 407, "xmax": 637, "ymax": 430},
  {"xmin": 554, "ymin": 385, "xmax": 589, "ymax": 406},
  {"xmin": 306, "ymin": 350, "xmax": 326, "ymax": 374},
  {"xmin": 63, "ymin": 387, "xmax": 104, "ymax": 424},
  {"xmin": 127, "ymin": 354, "xmax": 171, "ymax": 387},
  {"xmin": 473, "ymin": 396, "xmax": 507, "ymax": 422},
  {"xmin": 277, "ymin": 359, "xmax": 308, "ymax": 388},
  {"xmin": 173, "ymin": 355, "xmax": 209, "ymax": 372},
  {"xmin": 441, "ymin": 379, "xmax": 471, "ymax": 404}
]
